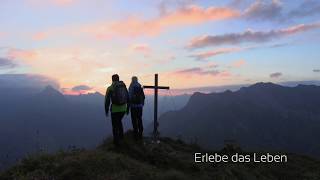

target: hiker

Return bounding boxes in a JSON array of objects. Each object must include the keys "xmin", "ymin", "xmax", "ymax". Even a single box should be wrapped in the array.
[
  {"xmin": 105, "ymin": 74, "xmax": 129, "ymax": 146},
  {"xmin": 128, "ymin": 76, "xmax": 145, "ymax": 140}
]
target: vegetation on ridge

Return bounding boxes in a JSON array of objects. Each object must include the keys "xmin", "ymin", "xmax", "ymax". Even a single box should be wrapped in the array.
[{"xmin": 1, "ymin": 131, "xmax": 320, "ymax": 180}]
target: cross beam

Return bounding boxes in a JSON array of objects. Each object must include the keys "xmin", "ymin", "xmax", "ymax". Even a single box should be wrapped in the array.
[{"xmin": 143, "ymin": 74, "xmax": 169, "ymax": 139}]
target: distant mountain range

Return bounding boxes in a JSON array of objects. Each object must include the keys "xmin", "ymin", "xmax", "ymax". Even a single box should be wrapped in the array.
[
  {"xmin": 2, "ymin": 79, "xmax": 320, "ymax": 169},
  {"xmin": 0, "ymin": 85, "xmax": 189, "ymax": 169},
  {"xmin": 0, "ymin": 86, "xmax": 108, "ymax": 169},
  {"xmin": 158, "ymin": 82, "xmax": 320, "ymax": 158}
]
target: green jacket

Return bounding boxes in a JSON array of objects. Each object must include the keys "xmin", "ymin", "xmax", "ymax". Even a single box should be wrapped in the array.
[{"xmin": 104, "ymin": 81, "xmax": 128, "ymax": 114}]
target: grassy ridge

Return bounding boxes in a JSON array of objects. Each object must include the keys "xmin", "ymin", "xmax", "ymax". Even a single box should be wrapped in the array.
[{"xmin": 1, "ymin": 132, "xmax": 320, "ymax": 180}]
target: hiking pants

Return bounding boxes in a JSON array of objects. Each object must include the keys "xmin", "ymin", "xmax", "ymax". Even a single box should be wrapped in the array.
[
  {"xmin": 130, "ymin": 107, "xmax": 143, "ymax": 139},
  {"xmin": 111, "ymin": 112, "xmax": 125, "ymax": 145}
]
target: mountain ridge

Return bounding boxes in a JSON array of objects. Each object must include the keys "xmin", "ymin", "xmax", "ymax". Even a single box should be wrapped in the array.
[
  {"xmin": 1, "ymin": 132, "xmax": 320, "ymax": 180},
  {"xmin": 157, "ymin": 82, "xmax": 320, "ymax": 158}
]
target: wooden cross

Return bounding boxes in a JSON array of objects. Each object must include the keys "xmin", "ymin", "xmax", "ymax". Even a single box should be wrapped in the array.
[{"xmin": 143, "ymin": 74, "xmax": 170, "ymax": 139}]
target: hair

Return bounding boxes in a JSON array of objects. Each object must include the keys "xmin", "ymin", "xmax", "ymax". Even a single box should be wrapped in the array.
[
  {"xmin": 132, "ymin": 76, "xmax": 138, "ymax": 83},
  {"xmin": 112, "ymin": 74, "xmax": 119, "ymax": 82}
]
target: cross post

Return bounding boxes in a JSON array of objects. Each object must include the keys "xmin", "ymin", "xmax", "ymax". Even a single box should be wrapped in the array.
[{"xmin": 143, "ymin": 74, "xmax": 169, "ymax": 140}]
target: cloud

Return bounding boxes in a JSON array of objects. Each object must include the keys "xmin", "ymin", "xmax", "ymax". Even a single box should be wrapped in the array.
[
  {"xmin": 84, "ymin": 5, "xmax": 239, "ymax": 39},
  {"xmin": 71, "ymin": 85, "xmax": 93, "ymax": 92},
  {"xmin": 158, "ymin": 0, "xmax": 197, "ymax": 15},
  {"xmin": 187, "ymin": 22, "xmax": 320, "ymax": 49},
  {"xmin": 242, "ymin": 0, "xmax": 320, "ymax": 22},
  {"xmin": 28, "ymin": 0, "xmax": 77, "ymax": 7},
  {"xmin": 287, "ymin": 0, "xmax": 320, "ymax": 19},
  {"xmin": 52, "ymin": 0, "xmax": 76, "ymax": 6},
  {"xmin": 61, "ymin": 85, "xmax": 94, "ymax": 95},
  {"xmin": 232, "ymin": 59, "xmax": 246, "ymax": 67},
  {"xmin": 175, "ymin": 67, "xmax": 220, "ymax": 76},
  {"xmin": 189, "ymin": 47, "xmax": 240, "ymax": 60},
  {"xmin": 0, "ymin": 58, "xmax": 17, "ymax": 69},
  {"xmin": 130, "ymin": 44, "xmax": 152, "ymax": 54},
  {"xmin": 7, "ymin": 48, "xmax": 37, "ymax": 61},
  {"xmin": 313, "ymin": 69, "xmax": 320, "ymax": 73},
  {"xmin": 173, "ymin": 64, "xmax": 231, "ymax": 77},
  {"xmin": 0, "ymin": 74, "xmax": 59, "ymax": 90},
  {"xmin": 32, "ymin": 32, "xmax": 50, "ymax": 41},
  {"xmin": 243, "ymin": 0, "xmax": 282, "ymax": 21},
  {"xmin": 270, "ymin": 72, "xmax": 282, "ymax": 78}
]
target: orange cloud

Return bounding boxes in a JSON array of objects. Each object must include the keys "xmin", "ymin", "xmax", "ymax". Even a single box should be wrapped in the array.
[
  {"xmin": 32, "ymin": 32, "xmax": 50, "ymax": 41},
  {"xmin": 232, "ymin": 59, "xmax": 246, "ymax": 67},
  {"xmin": 85, "ymin": 5, "xmax": 239, "ymax": 39}
]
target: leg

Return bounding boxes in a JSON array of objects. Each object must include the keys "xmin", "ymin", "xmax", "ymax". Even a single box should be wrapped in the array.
[
  {"xmin": 117, "ymin": 112, "xmax": 125, "ymax": 139},
  {"xmin": 111, "ymin": 113, "xmax": 120, "ymax": 145},
  {"xmin": 137, "ymin": 107, "xmax": 144, "ymax": 139},
  {"xmin": 131, "ymin": 108, "xmax": 139, "ymax": 138}
]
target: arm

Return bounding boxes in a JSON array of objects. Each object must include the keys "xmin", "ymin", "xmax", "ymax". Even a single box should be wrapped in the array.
[
  {"xmin": 104, "ymin": 88, "xmax": 111, "ymax": 116},
  {"xmin": 126, "ymin": 87, "xmax": 130, "ymax": 114},
  {"xmin": 141, "ymin": 85, "xmax": 145, "ymax": 105}
]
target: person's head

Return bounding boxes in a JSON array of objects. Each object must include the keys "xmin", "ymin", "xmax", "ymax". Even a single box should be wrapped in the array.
[
  {"xmin": 112, "ymin": 74, "xmax": 119, "ymax": 82},
  {"xmin": 131, "ymin": 76, "xmax": 138, "ymax": 83}
]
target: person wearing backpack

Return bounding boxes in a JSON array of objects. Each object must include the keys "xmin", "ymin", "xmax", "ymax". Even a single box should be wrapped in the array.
[
  {"xmin": 105, "ymin": 74, "xmax": 129, "ymax": 146},
  {"xmin": 128, "ymin": 76, "xmax": 145, "ymax": 140}
]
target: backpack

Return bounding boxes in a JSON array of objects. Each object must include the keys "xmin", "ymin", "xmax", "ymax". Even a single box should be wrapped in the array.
[
  {"xmin": 111, "ymin": 81, "xmax": 128, "ymax": 105},
  {"xmin": 131, "ymin": 85, "xmax": 145, "ymax": 104}
]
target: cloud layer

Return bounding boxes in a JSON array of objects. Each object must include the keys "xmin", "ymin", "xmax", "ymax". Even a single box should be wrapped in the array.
[
  {"xmin": 85, "ymin": 5, "xmax": 239, "ymax": 39},
  {"xmin": 0, "ymin": 57, "xmax": 16, "ymax": 69},
  {"xmin": 72, "ymin": 85, "xmax": 93, "ymax": 92},
  {"xmin": 188, "ymin": 22, "xmax": 320, "ymax": 49},
  {"xmin": 0, "ymin": 74, "xmax": 59, "ymax": 90}
]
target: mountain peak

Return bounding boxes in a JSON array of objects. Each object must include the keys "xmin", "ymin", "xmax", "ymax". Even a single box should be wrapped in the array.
[
  {"xmin": 239, "ymin": 82, "xmax": 283, "ymax": 92},
  {"xmin": 37, "ymin": 85, "xmax": 65, "ymax": 101},
  {"xmin": 42, "ymin": 85, "xmax": 62, "ymax": 95},
  {"xmin": 250, "ymin": 82, "xmax": 281, "ymax": 88}
]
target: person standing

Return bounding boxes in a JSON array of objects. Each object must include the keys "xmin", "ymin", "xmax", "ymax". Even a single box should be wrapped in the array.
[
  {"xmin": 129, "ymin": 76, "xmax": 145, "ymax": 140},
  {"xmin": 105, "ymin": 74, "xmax": 129, "ymax": 146}
]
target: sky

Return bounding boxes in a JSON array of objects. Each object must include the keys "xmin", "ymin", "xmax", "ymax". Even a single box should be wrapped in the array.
[{"xmin": 0, "ymin": 0, "xmax": 320, "ymax": 94}]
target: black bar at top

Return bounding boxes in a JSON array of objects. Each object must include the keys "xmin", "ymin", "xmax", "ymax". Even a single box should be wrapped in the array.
[{"xmin": 143, "ymin": 86, "xmax": 170, "ymax": 89}]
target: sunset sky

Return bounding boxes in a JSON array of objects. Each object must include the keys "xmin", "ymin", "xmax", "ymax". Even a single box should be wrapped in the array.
[{"xmin": 0, "ymin": 0, "xmax": 320, "ymax": 94}]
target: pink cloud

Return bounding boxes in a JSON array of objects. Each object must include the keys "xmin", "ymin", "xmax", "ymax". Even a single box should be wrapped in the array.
[
  {"xmin": 232, "ymin": 59, "xmax": 246, "ymax": 67},
  {"xmin": 130, "ymin": 43, "xmax": 152, "ymax": 54},
  {"xmin": 85, "ymin": 5, "xmax": 239, "ymax": 39},
  {"xmin": 174, "ymin": 67, "xmax": 230, "ymax": 77},
  {"xmin": 7, "ymin": 48, "xmax": 37, "ymax": 61},
  {"xmin": 52, "ymin": 0, "xmax": 76, "ymax": 6},
  {"xmin": 28, "ymin": 0, "xmax": 77, "ymax": 7},
  {"xmin": 189, "ymin": 47, "xmax": 241, "ymax": 60},
  {"xmin": 32, "ymin": 32, "xmax": 50, "ymax": 41}
]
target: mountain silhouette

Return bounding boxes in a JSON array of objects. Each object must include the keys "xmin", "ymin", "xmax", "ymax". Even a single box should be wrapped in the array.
[{"xmin": 157, "ymin": 82, "xmax": 320, "ymax": 157}]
